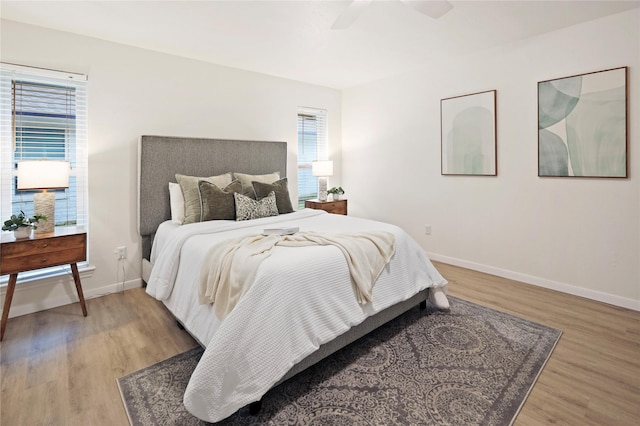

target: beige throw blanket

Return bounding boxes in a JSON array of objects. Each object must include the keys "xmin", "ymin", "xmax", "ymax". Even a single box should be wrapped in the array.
[{"xmin": 199, "ymin": 231, "xmax": 396, "ymax": 319}]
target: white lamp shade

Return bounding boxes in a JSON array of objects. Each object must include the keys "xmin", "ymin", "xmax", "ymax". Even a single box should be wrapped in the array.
[
  {"xmin": 312, "ymin": 160, "xmax": 333, "ymax": 177},
  {"xmin": 17, "ymin": 160, "xmax": 70, "ymax": 190}
]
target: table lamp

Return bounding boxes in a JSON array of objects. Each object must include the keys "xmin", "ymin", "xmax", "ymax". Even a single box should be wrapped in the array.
[
  {"xmin": 312, "ymin": 160, "xmax": 333, "ymax": 202},
  {"xmin": 17, "ymin": 160, "xmax": 70, "ymax": 234}
]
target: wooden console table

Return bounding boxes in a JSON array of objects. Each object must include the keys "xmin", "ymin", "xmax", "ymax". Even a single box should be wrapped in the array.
[{"xmin": 0, "ymin": 226, "xmax": 88, "ymax": 341}]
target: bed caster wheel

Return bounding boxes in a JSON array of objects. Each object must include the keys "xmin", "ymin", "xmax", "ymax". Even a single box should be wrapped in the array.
[
  {"xmin": 419, "ymin": 300, "xmax": 427, "ymax": 310},
  {"xmin": 249, "ymin": 400, "xmax": 262, "ymax": 415}
]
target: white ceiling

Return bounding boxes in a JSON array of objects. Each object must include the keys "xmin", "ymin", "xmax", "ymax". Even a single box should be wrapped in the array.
[{"xmin": 1, "ymin": 1, "xmax": 638, "ymax": 89}]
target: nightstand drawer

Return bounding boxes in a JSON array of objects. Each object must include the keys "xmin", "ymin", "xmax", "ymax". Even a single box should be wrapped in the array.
[
  {"xmin": 1, "ymin": 247, "xmax": 86, "ymax": 275},
  {"xmin": 1, "ymin": 234, "xmax": 85, "ymax": 258},
  {"xmin": 305, "ymin": 199, "xmax": 348, "ymax": 215},
  {"xmin": 322, "ymin": 201, "xmax": 347, "ymax": 215}
]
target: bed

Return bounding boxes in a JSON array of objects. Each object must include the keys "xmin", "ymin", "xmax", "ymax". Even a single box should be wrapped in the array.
[{"xmin": 138, "ymin": 135, "xmax": 449, "ymax": 423}]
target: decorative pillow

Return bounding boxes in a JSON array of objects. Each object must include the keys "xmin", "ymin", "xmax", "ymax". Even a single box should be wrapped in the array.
[
  {"xmin": 234, "ymin": 191, "xmax": 279, "ymax": 221},
  {"xmin": 169, "ymin": 182, "xmax": 185, "ymax": 224},
  {"xmin": 252, "ymin": 177, "xmax": 294, "ymax": 214},
  {"xmin": 233, "ymin": 171, "xmax": 280, "ymax": 199},
  {"xmin": 176, "ymin": 173, "xmax": 233, "ymax": 224},
  {"xmin": 199, "ymin": 180, "xmax": 243, "ymax": 222}
]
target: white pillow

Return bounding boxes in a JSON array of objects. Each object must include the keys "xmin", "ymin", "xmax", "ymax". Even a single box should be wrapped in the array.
[{"xmin": 169, "ymin": 182, "xmax": 185, "ymax": 224}]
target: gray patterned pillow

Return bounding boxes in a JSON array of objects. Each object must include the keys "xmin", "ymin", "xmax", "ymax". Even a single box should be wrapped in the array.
[{"xmin": 234, "ymin": 191, "xmax": 279, "ymax": 221}]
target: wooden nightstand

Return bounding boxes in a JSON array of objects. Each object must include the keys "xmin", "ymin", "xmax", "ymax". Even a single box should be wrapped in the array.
[
  {"xmin": 0, "ymin": 226, "xmax": 88, "ymax": 341},
  {"xmin": 305, "ymin": 199, "xmax": 348, "ymax": 215}
]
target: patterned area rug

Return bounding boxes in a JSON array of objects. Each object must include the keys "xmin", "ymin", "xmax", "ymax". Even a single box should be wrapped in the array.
[{"xmin": 117, "ymin": 297, "xmax": 561, "ymax": 425}]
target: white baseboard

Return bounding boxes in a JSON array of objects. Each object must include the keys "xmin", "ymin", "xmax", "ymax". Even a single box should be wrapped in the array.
[
  {"xmin": 427, "ymin": 252, "xmax": 640, "ymax": 312},
  {"xmin": 1, "ymin": 272, "xmax": 142, "ymax": 319}
]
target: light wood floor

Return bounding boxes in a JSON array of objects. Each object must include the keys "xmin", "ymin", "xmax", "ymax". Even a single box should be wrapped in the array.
[{"xmin": 1, "ymin": 262, "xmax": 638, "ymax": 425}]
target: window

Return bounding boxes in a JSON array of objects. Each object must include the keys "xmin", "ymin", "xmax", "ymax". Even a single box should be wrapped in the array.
[
  {"xmin": 1, "ymin": 63, "xmax": 88, "ymax": 274},
  {"xmin": 297, "ymin": 107, "xmax": 327, "ymax": 209}
]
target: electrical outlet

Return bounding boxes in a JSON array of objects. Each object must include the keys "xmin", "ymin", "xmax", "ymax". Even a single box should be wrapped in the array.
[
  {"xmin": 115, "ymin": 246, "xmax": 127, "ymax": 260},
  {"xmin": 424, "ymin": 225, "xmax": 432, "ymax": 235}
]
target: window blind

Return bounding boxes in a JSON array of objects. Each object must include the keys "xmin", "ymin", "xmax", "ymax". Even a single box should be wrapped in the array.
[
  {"xmin": 297, "ymin": 107, "xmax": 328, "ymax": 208},
  {"xmin": 1, "ymin": 63, "xmax": 88, "ymax": 273}
]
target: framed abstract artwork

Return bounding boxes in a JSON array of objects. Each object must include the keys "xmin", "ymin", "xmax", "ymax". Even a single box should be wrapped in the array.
[
  {"xmin": 538, "ymin": 67, "xmax": 627, "ymax": 177},
  {"xmin": 441, "ymin": 90, "xmax": 497, "ymax": 176}
]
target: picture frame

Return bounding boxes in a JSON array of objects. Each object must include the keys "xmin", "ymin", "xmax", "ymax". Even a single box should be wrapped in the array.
[
  {"xmin": 441, "ymin": 90, "xmax": 497, "ymax": 176},
  {"xmin": 538, "ymin": 67, "xmax": 627, "ymax": 178}
]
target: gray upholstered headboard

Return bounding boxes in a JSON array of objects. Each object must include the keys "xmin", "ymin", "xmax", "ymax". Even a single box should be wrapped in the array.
[{"xmin": 138, "ymin": 135, "xmax": 287, "ymax": 260}]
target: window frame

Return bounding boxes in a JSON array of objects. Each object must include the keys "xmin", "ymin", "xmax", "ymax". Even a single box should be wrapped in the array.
[
  {"xmin": 297, "ymin": 107, "xmax": 328, "ymax": 209},
  {"xmin": 1, "ymin": 63, "xmax": 89, "ymax": 282}
]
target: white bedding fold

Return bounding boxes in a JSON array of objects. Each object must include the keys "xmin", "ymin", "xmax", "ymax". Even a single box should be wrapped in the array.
[
  {"xmin": 199, "ymin": 231, "xmax": 396, "ymax": 319},
  {"xmin": 146, "ymin": 209, "xmax": 327, "ymax": 300}
]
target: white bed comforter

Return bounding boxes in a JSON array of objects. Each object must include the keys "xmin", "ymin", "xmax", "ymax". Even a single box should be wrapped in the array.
[{"xmin": 146, "ymin": 209, "xmax": 447, "ymax": 422}]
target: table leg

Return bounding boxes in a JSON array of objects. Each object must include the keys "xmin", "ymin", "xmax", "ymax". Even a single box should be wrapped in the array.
[
  {"xmin": 70, "ymin": 263, "xmax": 88, "ymax": 316},
  {"xmin": 1, "ymin": 274, "xmax": 18, "ymax": 341}
]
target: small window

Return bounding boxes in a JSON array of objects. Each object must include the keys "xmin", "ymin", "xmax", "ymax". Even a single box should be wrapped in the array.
[{"xmin": 297, "ymin": 108, "xmax": 327, "ymax": 208}]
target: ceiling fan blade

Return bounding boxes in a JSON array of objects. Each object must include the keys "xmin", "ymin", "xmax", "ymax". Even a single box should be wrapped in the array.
[
  {"xmin": 331, "ymin": 0, "xmax": 373, "ymax": 30},
  {"xmin": 401, "ymin": 0, "xmax": 453, "ymax": 19}
]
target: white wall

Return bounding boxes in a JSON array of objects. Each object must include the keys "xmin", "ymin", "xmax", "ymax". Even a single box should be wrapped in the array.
[
  {"xmin": 342, "ymin": 9, "xmax": 640, "ymax": 309},
  {"xmin": 0, "ymin": 20, "xmax": 341, "ymax": 317},
  {"xmin": 2, "ymin": 9, "xmax": 638, "ymax": 317}
]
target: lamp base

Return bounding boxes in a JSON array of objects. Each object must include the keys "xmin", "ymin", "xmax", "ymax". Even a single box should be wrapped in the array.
[
  {"xmin": 318, "ymin": 177, "xmax": 328, "ymax": 202},
  {"xmin": 33, "ymin": 191, "xmax": 55, "ymax": 234}
]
